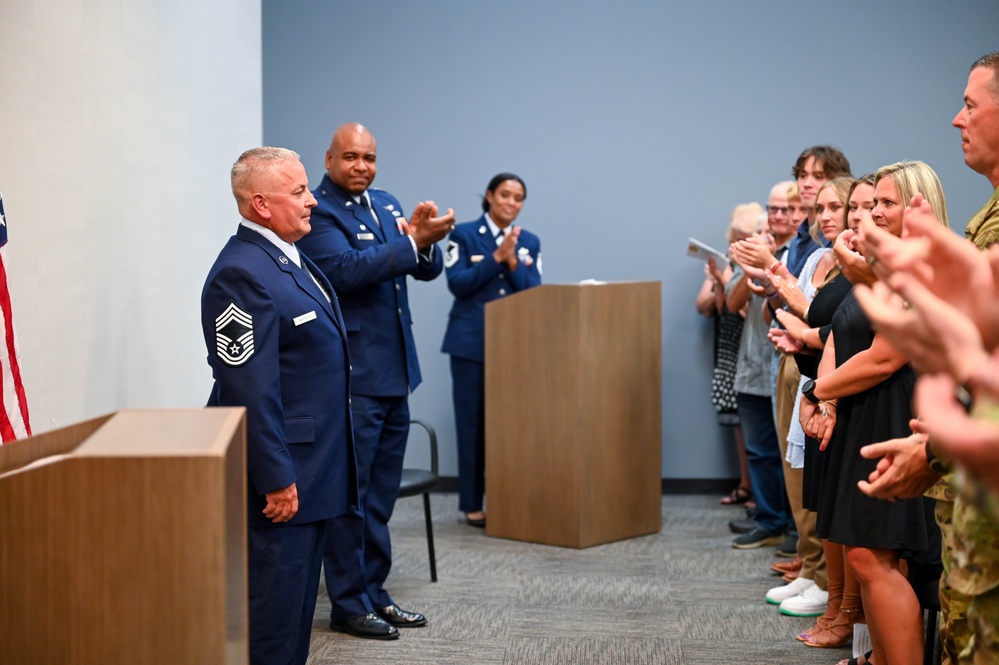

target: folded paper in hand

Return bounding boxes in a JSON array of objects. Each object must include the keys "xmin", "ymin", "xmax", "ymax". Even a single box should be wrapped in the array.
[{"xmin": 686, "ymin": 238, "xmax": 728, "ymax": 266}]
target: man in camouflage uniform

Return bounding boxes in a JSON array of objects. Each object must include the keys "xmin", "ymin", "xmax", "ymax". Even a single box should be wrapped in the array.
[
  {"xmin": 851, "ymin": 50, "xmax": 999, "ymax": 664},
  {"xmin": 948, "ymin": 49, "xmax": 999, "ymax": 664}
]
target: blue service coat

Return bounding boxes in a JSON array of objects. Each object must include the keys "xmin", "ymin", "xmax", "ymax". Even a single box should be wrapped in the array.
[
  {"xmin": 441, "ymin": 215, "xmax": 542, "ymax": 362},
  {"xmin": 201, "ymin": 224, "xmax": 358, "ymax": 528},
  {"xmin": 298, "ymin": 175, "xmax": 443, "ymax": 396}
]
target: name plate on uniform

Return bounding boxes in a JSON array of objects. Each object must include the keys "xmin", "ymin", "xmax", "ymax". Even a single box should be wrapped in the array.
[{"xmin": 294, "ymin": 311, "xmax": 317, "ymax": 326}]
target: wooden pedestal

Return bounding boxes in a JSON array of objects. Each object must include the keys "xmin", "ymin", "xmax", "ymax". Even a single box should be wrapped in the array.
[
  {"xmin": 484, "ymin": 282, "xmax": 662, "ymax": 548},
  {"xmin": 0, "ymin": 408, "xmax": 248, "ymax": 664}
]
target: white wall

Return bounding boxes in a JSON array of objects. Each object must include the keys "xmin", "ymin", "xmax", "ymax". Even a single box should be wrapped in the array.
[{"xmin": 0, "ymin": 0, "xmax": 262, "ymax": 434}]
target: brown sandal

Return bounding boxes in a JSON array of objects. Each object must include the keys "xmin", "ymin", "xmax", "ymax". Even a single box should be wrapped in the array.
[
  {"xmin": 805, "ymin": 608, "xmax": 864, "ymax": 648},
  {"xmin": 720, "ymin": 486, "xmax": 752, "ymax": 505},
  {"xmin": 796, "ymin": 614, "xmax": 832, "ymax": 642},
  {"xmin": 804, "ymin": 618, "xmax": 852, "ymax": 648}
]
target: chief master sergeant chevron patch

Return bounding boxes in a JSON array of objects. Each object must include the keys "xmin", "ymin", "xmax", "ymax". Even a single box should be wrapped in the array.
[{"xmin": 215, "ymin": 302, "xmax": 254, "ymax": 366}]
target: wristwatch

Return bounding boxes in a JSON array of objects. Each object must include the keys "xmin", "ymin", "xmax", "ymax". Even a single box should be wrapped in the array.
[
  {"xmin": 924, "ymin": 440, "xmax": 950, "ymax": 475},
  {"xmin": 801, "ymin": 379, "xmax": 820, "ymax": 404},
  {"xmin": 955, "ymin": 383, "xmax": 974, "ymax": 414}
]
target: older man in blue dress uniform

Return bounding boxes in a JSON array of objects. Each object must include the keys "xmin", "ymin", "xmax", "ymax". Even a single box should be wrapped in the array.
[{"xmin": 201, "ymin": 147, "xmax": 357, "ymax": 665}]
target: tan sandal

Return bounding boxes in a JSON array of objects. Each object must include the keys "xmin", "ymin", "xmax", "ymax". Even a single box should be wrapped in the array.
[
  {"xmin": 806, "ymin": 608, "xmax": 864, "ymax": 649},
  {"xmin": 795, "ymin": 614, "xmax": 832, "ymax": 642},
  {"xmin": 804, "ymin": 617, "xmax": 852, "ymax": 648}
]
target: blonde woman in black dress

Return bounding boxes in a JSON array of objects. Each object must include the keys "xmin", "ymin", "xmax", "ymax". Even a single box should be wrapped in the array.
[{"xmin": 801, "ymin": 161, "xmax": 947, "ymax": 665}]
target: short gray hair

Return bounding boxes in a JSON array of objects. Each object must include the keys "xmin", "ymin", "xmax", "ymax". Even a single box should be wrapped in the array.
[{"xmin": 231, "ymin": 146, "xmax": 300, "ymax": 209}]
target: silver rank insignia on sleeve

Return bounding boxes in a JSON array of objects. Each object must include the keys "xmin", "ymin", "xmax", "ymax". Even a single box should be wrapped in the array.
[
  {"xmin": 444, "ymin": 240, "xmax": 459, "ymax": 268},
  {"xmin": 518, "ymin": 246, "xmax": 534, "ymax": 267},
  {"xmin": 215, "ymin": 302, "xmax": 255, "ymax": 366}
]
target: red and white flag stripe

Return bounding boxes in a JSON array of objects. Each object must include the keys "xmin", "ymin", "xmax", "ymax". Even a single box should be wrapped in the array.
[{"xmin": 0, "ymin": 189, "xmax": 31, "ymax": 444}]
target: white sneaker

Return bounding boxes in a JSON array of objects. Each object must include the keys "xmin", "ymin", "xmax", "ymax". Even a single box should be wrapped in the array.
[
  {"xmin": 779, "ymin": 581, "xmax": 829, "ymax": 616},
  {"xmin": 764, "ymin": 576, "xmax": 813, "ymax": 605}
]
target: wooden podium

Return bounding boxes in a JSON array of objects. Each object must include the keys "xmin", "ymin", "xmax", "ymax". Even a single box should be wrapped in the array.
[
  {"xmin": 484, "ymin": 282, "xmax": 662, "ymax": 548},
  {"xmin": 0, "ymin": 408, "xmax": 248, "ymax": 665}
]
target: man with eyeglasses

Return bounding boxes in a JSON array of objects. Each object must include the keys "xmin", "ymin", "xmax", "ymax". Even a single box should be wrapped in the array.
[{"xmin": 726, "ymin": 182, "xmax": 797, "ymax": 552}]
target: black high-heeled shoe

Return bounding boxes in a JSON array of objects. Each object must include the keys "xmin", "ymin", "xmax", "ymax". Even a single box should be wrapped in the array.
[
  {"xmin": 840, "ymin": 649, "xmax": 873, "ymax": 665},
  {"xmin": 465, "ymin": 513, "xmax": 485, "ymax": 528}
]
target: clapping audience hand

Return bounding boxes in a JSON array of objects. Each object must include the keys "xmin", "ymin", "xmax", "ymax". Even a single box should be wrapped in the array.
[
  {"xmin": 769, "ymin": 327, "xmax": 805, "ymax": 354},
  {"xmin": 855, "ymin": 276, "xmax": 987, "ymax": 379},
  {"xmin": 834, "ymin": 229, "xmax": 876, "ymax": 287},
  {"xmin": 766, "ymin": 269, "xmax": 807, "ymax": 316},
  {"xmin": 730, "ymin": 234, "xmax": 777, "ymax": 271},
  {"xmin": 860, "ymin": 197, "xmax": 999, "ymax": 350},
  {"xmin": 729, "ymin": 238, "xmax": 770, "ymax": 291},
  {"xmin": 857, "ymin": 422, "xmax": 938, "ymax": 500},
  {"xmin": 914, "ymin": 371, "xmax": 999, "ymax": 496},
  {"xmin": 745, "ymin": 277, "xmax": 768, "ymax": 297},
  {"xmin": 774, "ymin": 308, "xmax": 810, "ymax": 340}
]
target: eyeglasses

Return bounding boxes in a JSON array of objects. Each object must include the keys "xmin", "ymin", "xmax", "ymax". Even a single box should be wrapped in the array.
[{"xmin": 767, "ymin": 206, "xmax": 789, "ymax": 215}]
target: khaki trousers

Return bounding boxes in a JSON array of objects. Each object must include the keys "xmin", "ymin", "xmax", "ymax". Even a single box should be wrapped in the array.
[{"xmin": 775, "ymin": 351, "xmax": 826, "ymax": 588}]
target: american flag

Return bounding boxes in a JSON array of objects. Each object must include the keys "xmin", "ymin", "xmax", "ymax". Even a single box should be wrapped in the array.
[{"xmin": 0, "ymin": 189, "xmax": 31, "ymax": 443}]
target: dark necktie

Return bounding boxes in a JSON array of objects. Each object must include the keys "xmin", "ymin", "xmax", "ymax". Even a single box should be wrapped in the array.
[
  {"xmin": 358, "ymin": 194, "xmax": 380, "ymax": 228},
  {"xmin": 300, "ymin": 258, "xmax": 330, "ymax": 303}
]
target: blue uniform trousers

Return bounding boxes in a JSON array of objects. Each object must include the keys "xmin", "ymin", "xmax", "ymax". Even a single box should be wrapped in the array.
[
  {"xmin": 325, "ymin": 394, "xmax": 409, "ymax": 618},
  {"xmin": 248, "ymin": 521, "xmax": 326, "ymax": 665},
  {"xmin": 450, "ymin": 356, "xmax": 486, "ymax": 513}
]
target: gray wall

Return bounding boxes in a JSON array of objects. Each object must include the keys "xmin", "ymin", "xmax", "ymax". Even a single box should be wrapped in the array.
[{"xmin": 262, "ymin": 0, "xmax": 999, "ymax": 481}]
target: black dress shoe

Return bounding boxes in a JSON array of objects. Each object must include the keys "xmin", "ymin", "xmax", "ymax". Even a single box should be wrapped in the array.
[
  {"xmin": 329, "ymin": 612, "xmax": 400, "ymax": 640},
  {"xmin": 377, "ymin": 604, "xmax": 427, "ymax": 628},
  {"xmin": 465, "ymin": 512, "xmax": 486, "ymax": 528}
]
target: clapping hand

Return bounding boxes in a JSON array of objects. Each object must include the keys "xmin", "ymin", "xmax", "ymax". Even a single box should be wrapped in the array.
[
  {"xmin": 493, "ymin": 226, "xmax": 521, "ymax": 270},
  {"xmin": 406, "ymin": 200, "xmax": 455, "ymax": 250},
  {"xmin": 834, "ymin": 229, "xmax": 876, "ymax": 287}
]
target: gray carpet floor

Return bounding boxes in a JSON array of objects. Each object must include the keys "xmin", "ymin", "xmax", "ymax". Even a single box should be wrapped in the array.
[{"xmin": 307, "ymin": 494, "xmax": 855, "ymax": 664}]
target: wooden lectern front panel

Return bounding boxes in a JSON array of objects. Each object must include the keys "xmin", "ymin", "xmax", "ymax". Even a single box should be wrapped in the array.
[
  {"xmin": 0, "ymin": 408, "xmax": 248, "ymax": 665},
  {"xmin": 485, "ymin": 283, "xmax": 662, "ymax": 548}
]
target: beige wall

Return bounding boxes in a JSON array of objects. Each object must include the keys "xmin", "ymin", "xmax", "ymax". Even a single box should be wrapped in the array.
[{"xmin": 0, "ymin": 0, "xmax": 262, "ymax": 434}]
